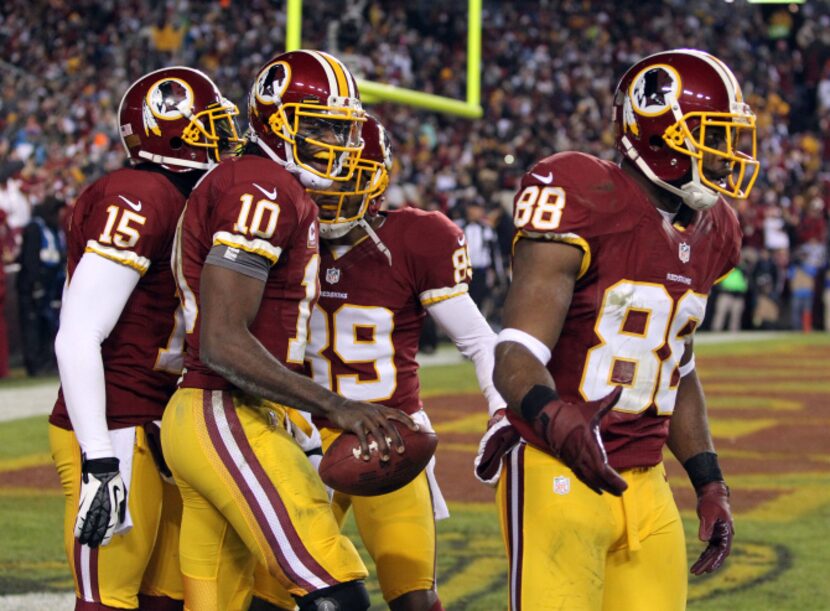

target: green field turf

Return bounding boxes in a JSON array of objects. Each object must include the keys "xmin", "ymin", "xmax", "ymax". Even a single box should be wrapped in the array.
[{"xmin": 1, "ymin": 333, "xmax": 829, "ymax": 609}]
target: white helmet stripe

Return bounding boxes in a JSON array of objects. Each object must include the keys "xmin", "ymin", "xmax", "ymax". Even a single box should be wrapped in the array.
[
  {"xmin": 325, "ymin": 52, "xmax": 358, "ymax": 98},
  {"xmin": 305, "ymin": 50, "xmax": 340, "ymax": 99}
]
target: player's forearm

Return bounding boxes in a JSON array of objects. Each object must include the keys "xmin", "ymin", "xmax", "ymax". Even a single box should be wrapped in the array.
[
  {"xmin": 56, "ymin": 330, "xmax": 113, "ymax": 458},
  {"xmin": 493, "ymin": 341, "xmax": 556, "ymax": 416},
  {"xmin": 427, "ymin": 294, "xmax": 506, "ymax": 414},
  {"xmin": 667, "ymin": 369, "xmax": 716, "ymax": 464},
  {"xmin": 56, "ymin": 254, "xmax": 140, "ymax": 458},
  {"xmin": 201, "ymin": 331, "xmax": 347, "ymax": 418}
]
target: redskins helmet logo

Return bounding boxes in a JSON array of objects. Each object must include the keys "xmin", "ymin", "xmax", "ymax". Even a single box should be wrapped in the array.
[
  {"xmin": 629, "ymin": 64, "xmax": 681, "ymax": 117},
  {"xmin": 255, "ymin": 61, "xmax": 291, "ymax": 106},
  {"xmin": 142, "ymin": 77, "xmax": 194, "ymax": 137}
]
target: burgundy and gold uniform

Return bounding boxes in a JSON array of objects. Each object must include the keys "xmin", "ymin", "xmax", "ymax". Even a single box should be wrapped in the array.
[
  {"xmin": 254, "ymin": 207, "xmax": 471, "ymax": 608},
  {"xmin": 513, "ymin": 152, "xmax": 739, "ymax": 469},
  {"xmin": 497, "ymin": 152, "xmax": 740, "ymax": 611},
  {"xmin": 302, "ymin": 207, "xmax": 468, "ymax": 603},
  {"xmin": 49, "ymin": 166, "xmax": 187, "ymax": 608},
  {"xmin": 175, "ymin": 155, "xmax": 320, "ymax": 387},
  {"xmin": 307, "ymin": 207, "xmax": 469, "ymax": 413},
  {"xmin": 51, "ymin": 168, "xmax": 186, "ymax": 429},
  {"xmin": 161, "ymin": 154, "xmax": 367, "ymax": 611}
]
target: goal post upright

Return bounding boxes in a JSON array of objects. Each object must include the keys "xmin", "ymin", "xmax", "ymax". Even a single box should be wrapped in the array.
[{"xmin": 284, "ymin": 0, "xmax": 483, "ymax": 119}]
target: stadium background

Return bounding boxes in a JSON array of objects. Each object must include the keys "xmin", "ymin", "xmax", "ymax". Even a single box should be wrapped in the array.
[{"xmin": 1, "ymin": 0, "xmax": 830, "ymax": 609}]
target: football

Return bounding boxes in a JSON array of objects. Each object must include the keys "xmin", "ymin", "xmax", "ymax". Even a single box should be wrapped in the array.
[{"xmin": 319, "ymin": 423, "xmax": 438, "ymax": 497}]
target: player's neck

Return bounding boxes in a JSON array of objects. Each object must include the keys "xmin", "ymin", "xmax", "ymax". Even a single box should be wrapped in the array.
[{"xmin": 620, "ymin": 159, "xmax": 683, "ymax": 214}]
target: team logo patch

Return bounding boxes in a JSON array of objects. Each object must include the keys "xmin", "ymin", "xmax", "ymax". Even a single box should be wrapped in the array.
[
  {"xmin": 679, "ymin": 241, "xmax": 691, "ymax": 264},
  {"xmin": 255, "ymin": 61, "xmax": 291, "ymax": 106},
  {"xmin": 553, "ymin": 475, "xmax": 571, "ymax": 496},
  {"xmin": 628, "ymin": 64, "xmax": 682, "ymax": 119},
  {"xmin": 143, "ymin": 77, "xmax": 194, "ymax": 137},
  {"xmin": 325, "ymin": 267, "xmax": 341, "ymax": 284}
]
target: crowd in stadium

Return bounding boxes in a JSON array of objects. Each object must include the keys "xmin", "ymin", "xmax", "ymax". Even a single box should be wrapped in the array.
[{"xmin": 1, "ymin": 0, "xmax": 830, "ymax": 377}]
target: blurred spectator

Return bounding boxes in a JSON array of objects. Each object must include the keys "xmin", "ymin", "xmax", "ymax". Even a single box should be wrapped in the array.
[
  {"xmin": 787, "ymin": 247, "xmax": 819, "ymax": 331},
  {"xmin": 1, "ymin": 0, "xmax": 829, "ymax": 341},
  {"xmin": 0, "ymin": 159, "xmax": 29, "ymax": 252},
  {"xmin": 457, "ymin": 200, "xmax": 504, "ymax": 320},
  {"xmin": 150, "ymin": 17, "xmax": 185, "ymax": 55},
  {"xmin": 750, "ymin": 248, "xmax": 783, "ymax": 329},
  {"xmin": 17, "ymin": 196, "xmax": 66, "ymax": 375},
  {"xmin": 824, "ymin": 267, "xmax": 830, "ymax": 331},
  {"xmin": 712, "ymin": 265, "xmax": 749, "ymax": 332},
  {"xmin": 0, "ymin": 209, "xmax": 11, "ymax": 378}
]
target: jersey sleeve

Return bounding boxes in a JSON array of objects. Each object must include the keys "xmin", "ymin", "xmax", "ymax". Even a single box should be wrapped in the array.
[
  {"xmin": 206, "ymin": 174, "xmax": 302, "ymax": 268},
  {"xmin": 715, "ymin": 203, "xmax": 743, "ymax": 282},
  {"xmin": 404, "ymin": 212, "xmax": 471, "ymax": 306},
  {"xmin": 512, "ymin": 152, "xmax": 625, "ymax": 280},
  {"xmin": 82, "ymin": 188, "xmax": 176, "ymax": 276}
]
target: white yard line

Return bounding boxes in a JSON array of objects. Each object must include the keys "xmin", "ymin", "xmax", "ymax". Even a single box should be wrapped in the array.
[
  {"xmin": 0, "ymin": 592, "xmax": 74, "ymax": 610},
  {"xmin": 0, "ymin": 380, "xmax": 60, "ymax": 422}
]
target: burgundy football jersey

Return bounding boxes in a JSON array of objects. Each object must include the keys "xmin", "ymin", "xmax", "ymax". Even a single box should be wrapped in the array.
[
  {"xmin": 306, "ymin": 208, "xmax": 470, "ymax": 415},
  {"xmin": 50, "ymin": 168, "xmax": 187, "ymax": 430},
  {"xmin": 512, "ymin": 152, "xmax": 741, "ymax": 470},
  {"xmin": 177, "ymin": 155, "xmax": 320, "ymax": 389}
]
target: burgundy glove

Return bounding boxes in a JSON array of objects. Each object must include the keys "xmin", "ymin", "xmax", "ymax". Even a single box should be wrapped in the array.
[
  {"xmin": 510, "ymin": 386, "xmax": 628, "ymax": 496},
  {"xmin": 691, "ymin": 481, "xmax": 733, "ymax": 575}
]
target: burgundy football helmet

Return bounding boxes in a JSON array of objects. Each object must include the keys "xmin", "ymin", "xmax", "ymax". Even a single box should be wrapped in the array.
[
  {"xmin": 307, "ymin": 114, "xmax": 392, "ymax": 238},
  {"xmin": 247, "ymin": 49, "xmax": 366, "ymax": 189},
  {"xmin": 118, "ymin": 67, "xmax": 239, "ymax": 172},
  {"xmin": 613, "ymin": 49, "xmax": 759, "ymax": 209}
]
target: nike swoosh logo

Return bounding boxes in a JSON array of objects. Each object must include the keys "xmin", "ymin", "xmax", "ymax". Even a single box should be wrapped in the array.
[
  {"xmin": 118, "ymin": 195, "xmax": 142, "ymax": 212},
  {"xmin": 531, "ymin": 171, "xmax": 554, "ymax": 184},
  {"xmin": 253, "ymin": 183, "xmax": 277, "ymax": 200},
  {"xmin": 457, "ymin": 235, "xmax": 466, "ymax": 246}
]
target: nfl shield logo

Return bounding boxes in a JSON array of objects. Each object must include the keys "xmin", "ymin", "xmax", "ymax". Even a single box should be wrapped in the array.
[
  {"xmin": 678, "ymin": 242, "xmax": 691, "ymax": 263},
  {"xmin": 325, "ymin": 267, "xmax": 341, "ymax": 284},
  {"xmin": 553, "ymin": 475, "xmax": 571, "ymax": 496}
]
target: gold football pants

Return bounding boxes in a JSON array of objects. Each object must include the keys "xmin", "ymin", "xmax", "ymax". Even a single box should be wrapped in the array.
[
  {"xmin": 161, "ymin": 388, "xmax": 367, "ymax": 611},
  {"xmin": 497, "ymin": 444, "xmax": 687, "ymax": 611},
  {"xmin": 252, "ymin": 426, "xmax": 437, "ymax": 607},
  {"xmin": 49, "ymin": 424, "xmax": 183, "ymax": 609}
]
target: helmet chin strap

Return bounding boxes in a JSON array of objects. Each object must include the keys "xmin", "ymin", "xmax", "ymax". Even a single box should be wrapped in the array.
[
  {"xmin": 137, "ymin": 151, "xmax": 211, "ymax": 171},
  {"xmin": 248, "ymin": 133, "xmax": 334, "ymax": 189},
  {"xmin": 319, "ymin": 219, "xmax": 359, "ymax": 239},
  {"xmin": 620, "ymin": 135, "xmax": 719, "ymax": 211},
  {"xmin": 357, "ymin": 217, "xmax": 392, "ymax": 266}
]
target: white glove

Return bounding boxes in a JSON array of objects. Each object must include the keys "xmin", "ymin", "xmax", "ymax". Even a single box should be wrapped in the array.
[
  {"xmin": 473, "ymin": 409, "xmax": 519, "ymax": 487},
  {"xmin": 74, "ymin": 456, "xmax": 128, "ymax": 547}
]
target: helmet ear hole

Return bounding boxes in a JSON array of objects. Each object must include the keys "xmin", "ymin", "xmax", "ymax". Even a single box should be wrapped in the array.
[
  {"xmin": 169, "ymin": 136, "xmax": 184, "ymax": 150},
  {"xmin": 648, "ymin": 135, "xmax": 664, "ymax": 151}
]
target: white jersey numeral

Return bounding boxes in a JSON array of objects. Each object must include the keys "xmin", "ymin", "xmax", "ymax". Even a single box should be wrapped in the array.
[
  {"xmin": 286, "ymin": 255, "xmax": 321, "ymax": 364},
  {"xmin": 579, "ymin": 281, "xmax": 706, "ymax": 415},
  {"xmin": 307, "ymin": 305, "xmax": 397, "ymax": 402}
]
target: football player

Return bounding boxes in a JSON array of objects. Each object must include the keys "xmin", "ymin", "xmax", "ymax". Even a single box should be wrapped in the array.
[
  {"xmin": 476, "ymin": 49, "xmax": 757, "ymax": 610},
  {"xmin": 49, "ymin": 67, "xmax": 241, "ymax": 610},
  {"xmin": 160, "ymin": 50, "xmax": 415, "ymax": 611},
  {"xmin": 249, "ymin": 115, "xmax": 506, "ymax": 611}
]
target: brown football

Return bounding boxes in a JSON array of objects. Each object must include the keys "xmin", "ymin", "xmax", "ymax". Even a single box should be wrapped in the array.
[{"xmin": 319, "ymin": 423, "xmax": 438, "ymax": 496}]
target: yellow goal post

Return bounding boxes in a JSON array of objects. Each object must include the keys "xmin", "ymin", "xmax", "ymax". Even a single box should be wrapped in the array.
[{"xmin": 285, "ymin": 0, "xmax": 483, "ymax": 118}]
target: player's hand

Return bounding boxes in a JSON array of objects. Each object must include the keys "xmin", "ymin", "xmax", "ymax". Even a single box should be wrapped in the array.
[
  {"xmin": 691, "ymin": 481, "xmax": 733, "ymax": 575},
  {"xmin": 474, "ymin": 408, "xmax": 520, "ymax": 486},
  {"xmin": 328, "ymin": 401, "xmax": 418, "ymax": 462},
  {"xmin": 74, "ymin": 457, "xmax": 127, "ymax": 548},
  {"xmin": 531, "ymin": 386, "xmax": 628, "ymax": 496}
]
